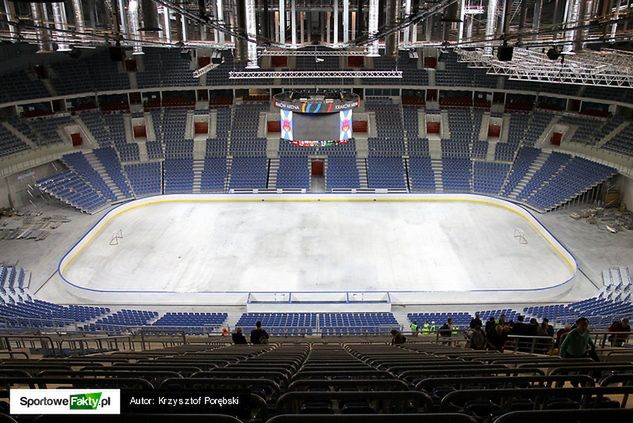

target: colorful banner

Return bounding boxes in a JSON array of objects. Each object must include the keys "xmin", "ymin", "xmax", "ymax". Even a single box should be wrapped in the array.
[
  {"xmin": 280, "ymin": 110, "xmax": 293, "ymax": 141},
  {"xmin": 339, "ymin": 110, "xmax": 353, "ymax": 141}
]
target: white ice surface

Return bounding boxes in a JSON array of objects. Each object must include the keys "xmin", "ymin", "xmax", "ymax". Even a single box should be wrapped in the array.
[{"xmin": 61, "ymin": 198, "xmax": 575, "ymax": 294}]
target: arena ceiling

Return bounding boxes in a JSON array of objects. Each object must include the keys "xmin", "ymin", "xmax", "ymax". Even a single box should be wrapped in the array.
[{"xmin": 1, "ymin": 1, "xmax": 633, "ymax": 85}]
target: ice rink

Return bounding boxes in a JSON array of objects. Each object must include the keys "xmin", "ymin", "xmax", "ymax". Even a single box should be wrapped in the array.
[{"xmin": 59, "ymin": 195, "xmax": 576, "ymax": 300}]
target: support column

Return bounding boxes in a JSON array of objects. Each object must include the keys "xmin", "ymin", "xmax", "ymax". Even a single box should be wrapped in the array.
[
  {"xmin": 52, "ymin": 2, "xmax": 71, "ymax": 51},
  {"xmin": 128, "ymin": 0, "xmax": 143, "ymax": 54},
  {"xmin": 73, "ymin": 0, "xmax": 85, "ymax": 34},
  {"xmin": 351, "ymin": 11, "xmax": 356, "ymax": 40},
  {"xmin": 563, "ymin": 0, "xmax": 580, "ymax": 53},
  {"xmin": 291, "ymin": 0, "xmax": 296, "ymax": 45},
  {"xmin": 367, "ymin": 0, "xmax": 379, "ymax": 56},
  {"xmin": 403, "ymin": 0, "xmax": 412, "ymax": 45},
  {"xmin": 425, "ymin": 17, "xmax": 432, "ymax": 42},
  {"xmin": 31, "ymin": 3, "xmax": 50, "ymax": 51},
  {"xmin": 180, "ymin": 0, "xmax": 187, "ymax": 42},
  {"xmin": 343, "ymin": 0, "xmax": 349, "ymax": 43},
  {"xmin": 216, "ymin": 0, "xmax": 225, "ymax": 44},
  {"xmin": 457, "ymin": 0, "xmax": 465, "ymax": 44},
  {"xmin": 117, "ymin": 0, "xmax": 128, "ymax": 35},
  {"xmin": 466, "ymin": 15, "xmax": 473, "ymax": 39},
  {"xmin": 3, "ymin": 0, "xmax": 16, "ymax": 40},
  {"xmin": 162, "ymin": 5, "xmax": 171, "ymax": 43},
  {"xmin": 246, "ymin": 0, "xmax": 258, "ymax": 68},
  {"xmin": 333, "ymin": 0, "xmax": 339, "ymax": 45},
  {"xmin": 326, "ymin": 11, "xmax": 331, "ymax": 43},
  {"xmin": 533, "ymin": 0, "xmax": 543, "ymax": 34},
  {"xmin": 484, "ymin": 0, "xmax": 498, "ymax": 56},
  {"xmin": 279, "ymin": 0, "xmax": 285, "ymax": 44},
  {"xmin": 300, "ymin": 11, "xmax": 305, "ymax": 44}
]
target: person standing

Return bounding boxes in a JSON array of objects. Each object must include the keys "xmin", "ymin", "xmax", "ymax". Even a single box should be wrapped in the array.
[
  {"xmin": 560, "ymin": 317, "xmax": 597, "ymax": 360},
  {"xmin": 421, "ymin": 320, "xmax": 431, "ymax": 335},
  {"xmin": 410, "ymin": 321, "xmax": 419, "ymax": 336},
  {"xmin": 470, "ymin": 312, "xmax": 482, "ymax": 329}
]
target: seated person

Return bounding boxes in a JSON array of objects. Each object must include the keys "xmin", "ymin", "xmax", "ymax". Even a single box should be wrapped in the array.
[{"xmin": 232, "ymin": 327, "xmax": 248, "ymax": 344}]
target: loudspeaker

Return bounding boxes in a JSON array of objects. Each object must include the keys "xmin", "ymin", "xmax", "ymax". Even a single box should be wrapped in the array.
[
  {"xmin": 109, "ymin": 46, "xmax": 124, "ymax": 62},
  {"xmin": 547, "ymin": 47, "xmax": 560, "ymax": 61},
  {"xmin": 497, "ymin": 46, "xmax": 513, "ymax": 62}
]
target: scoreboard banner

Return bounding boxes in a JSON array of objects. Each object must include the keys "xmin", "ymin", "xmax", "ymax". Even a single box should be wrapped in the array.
[
  {"xmin": 280, "ymin": 110, "xmax": 293, "ymax": 141},
  {"xmin": 273, "ymin": 92, "xmax": 360, "ymax": 114}
]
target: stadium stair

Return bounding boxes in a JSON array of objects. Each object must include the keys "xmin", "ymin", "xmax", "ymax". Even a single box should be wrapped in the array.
[
  {"xmin": 597, "ymin": 121, "xmax": 630, "ymax": 148},
  {"xmin": 509, "ymin": 151, "xmax": 548, "ymax": 198},
  {"xmin": 192, "ymin": 160, "xmax": 204, "ymax": 193},
  {"xmin": 431, "ymin": 160, "xmax": 444, "ymax": 192},
  {"xmin": 267, "ymin": 158, "xmax": 279, "ymax": 189},
  {"xmin": 356, "ymin": 158, "xmax": 368, "ymax": 189},
  {"xmin": 83, "ymin": 151, "xmax": 126, "ymax": 201}
]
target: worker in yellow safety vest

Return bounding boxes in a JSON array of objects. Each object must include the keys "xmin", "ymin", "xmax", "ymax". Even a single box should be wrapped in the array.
[
  {"xmin": 452, "ymin": 325, "xmax": 460, "ymax": 336},
  {"xmin": 421, "ymin": 320, "xmax": 431, "ymax": 335},
  {"xmin": 409, "ymin": 321, "xmax": 419, "ymax": 336},
  {"xmin": 430, "ymin": 321, "xmax": 436, "ymax": 334}
]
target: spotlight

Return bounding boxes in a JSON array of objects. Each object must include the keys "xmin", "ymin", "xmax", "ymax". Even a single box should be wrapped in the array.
[
  {"xmin": 180, "ymin": 48, "xmax": 191, "ymax": 59},
  {"xmin": 546, "ymin": 47, "xmax": 560, "ymax": 61}
]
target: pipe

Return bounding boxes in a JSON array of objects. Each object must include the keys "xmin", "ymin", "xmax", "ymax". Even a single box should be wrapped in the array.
[
  {"xmin": 52, "ymin": 2, "xmax": 71, "ymax": 51},
  {"xmin": 403, "ymin": 0, "xmax": 412, "ymax": 45}
]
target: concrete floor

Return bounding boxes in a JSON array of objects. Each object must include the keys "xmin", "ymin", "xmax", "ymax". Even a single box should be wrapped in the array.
[{"xmin": 2, "ymin": 196, "xmax": 629, "ymax": 307}]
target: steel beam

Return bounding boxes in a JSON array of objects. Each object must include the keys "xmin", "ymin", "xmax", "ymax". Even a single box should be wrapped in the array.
[
  {"xmin": 229, "ymin": 70, "xmax": 403, "ymax": 79},
  {"xmin": 456, "ymin": 48, "xmax": 633, "ymax": 87}
]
